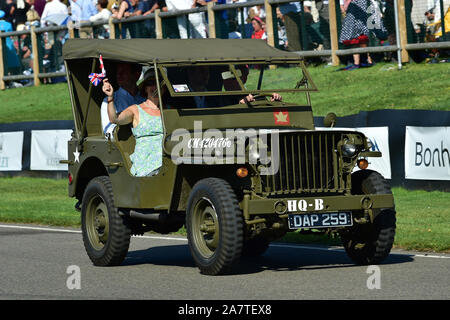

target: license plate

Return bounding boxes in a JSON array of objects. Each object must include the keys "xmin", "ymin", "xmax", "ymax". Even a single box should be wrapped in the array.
[{"xmin": 288, "ymin": 212, "xmax": 353, "ymax": 229}]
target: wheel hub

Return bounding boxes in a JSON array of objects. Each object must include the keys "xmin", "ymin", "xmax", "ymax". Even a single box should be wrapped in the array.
[
  {"xmin": 86, "ymin": 196, "xmax": 109, "ymax": 250},
  {"xmin": 192, "ymin": 198, "xmax": 219, "ymax": 258}
]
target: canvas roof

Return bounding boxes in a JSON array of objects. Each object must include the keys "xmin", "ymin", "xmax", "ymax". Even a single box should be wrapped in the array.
[{"xmin": 62, "ymin": 38, "xmax": 303, "ymax": 64}]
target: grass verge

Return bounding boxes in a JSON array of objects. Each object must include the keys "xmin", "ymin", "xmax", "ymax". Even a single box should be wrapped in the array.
[{"xmin": 0, "ymin": 177, "xmax": 448, "ymax": 253}]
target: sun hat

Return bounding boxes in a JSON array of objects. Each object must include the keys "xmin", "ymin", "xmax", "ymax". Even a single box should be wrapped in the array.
[
  {"xmin": 251, "ymin": 16, "xmax": 264, "ymax": 26},
  {"xmin": 142, "ymin": 67, "xmax": 157, "ymax": 82}
]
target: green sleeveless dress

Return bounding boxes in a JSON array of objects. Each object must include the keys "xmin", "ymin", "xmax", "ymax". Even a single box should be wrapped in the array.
[{"xmin": 129, "ymin": 105, "xmax": 163, "ymax": 177}]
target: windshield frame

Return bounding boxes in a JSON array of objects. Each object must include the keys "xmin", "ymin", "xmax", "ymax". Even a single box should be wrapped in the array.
[{"xmin": 156, "ymin": 60, "xmax": 318, "ymax": 98}]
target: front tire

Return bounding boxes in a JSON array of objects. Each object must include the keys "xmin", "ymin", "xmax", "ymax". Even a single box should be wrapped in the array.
[
  {"xmin": 81, "ymin": 176, "xmax": 131, "ymax": 266},
  {"xmin": 186, "ymin": 178, "xmax": 243, "ymax": 275},
  {"xmin": 341, "ymin": 170, "xmax": 396, "ymax": 265}
]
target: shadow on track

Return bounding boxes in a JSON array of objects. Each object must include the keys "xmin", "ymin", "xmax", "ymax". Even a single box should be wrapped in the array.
[{"xmin": 123, "ymin": 243, "xmax": 414, "ymax": 275}]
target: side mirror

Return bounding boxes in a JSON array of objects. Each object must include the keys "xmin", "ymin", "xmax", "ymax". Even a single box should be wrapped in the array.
[{"xmin": 324, "ymin": 112, "xmax": 337, "ymax": 128}]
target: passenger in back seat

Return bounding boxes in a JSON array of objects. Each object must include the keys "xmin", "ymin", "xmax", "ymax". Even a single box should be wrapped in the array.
[
  {"xmin": 102, "ymin": 68, "xmax": 164, "ymax": 177},
  {"xmin": 101, "ymin": 62, "xmax": 146, "ymax": 138}
]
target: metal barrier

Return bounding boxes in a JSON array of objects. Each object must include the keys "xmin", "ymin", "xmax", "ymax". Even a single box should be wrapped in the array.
[{"xmin": 1, "ymin": 0, "xmax": 449, "ymax": 90}]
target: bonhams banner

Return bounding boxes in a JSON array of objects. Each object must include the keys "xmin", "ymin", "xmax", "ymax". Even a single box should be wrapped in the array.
[
  {"xmin": 0, "ymin": 131, "xmax": 24, "ymax": 171},
  {"xmin": 30, "ymin": 130, "xmax": 72, "ymax": 171},
  {"xmin": 405, "ymin": 126, "xmax": 450, "ymax": 180}
]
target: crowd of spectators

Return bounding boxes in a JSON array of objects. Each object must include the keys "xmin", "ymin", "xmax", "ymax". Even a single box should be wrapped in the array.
[{"xmin": 0, "ymin": 0, "xmax": 449, "ymax": 83}]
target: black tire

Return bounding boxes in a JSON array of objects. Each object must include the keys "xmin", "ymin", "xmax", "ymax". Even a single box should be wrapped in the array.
[
  {"xmin": 341, "ymin": 170, "xmax": 396, "ymax": 265},
  {"xmin": 81, "ymin": 176, "xmax": 131, "ymax": 266},
  {"xmin": 186, "ymin": 178, "xmax": 243, "ymax": 275}
]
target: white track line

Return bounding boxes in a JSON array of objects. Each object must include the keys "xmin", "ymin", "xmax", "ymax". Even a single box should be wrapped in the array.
[
  {"xmin": 0, "ymin": 224, "xmax": 81, "ymax": 233},
  {"xmin": 1, "ymin": 224, "xmax": 449, "ymax": 259}
]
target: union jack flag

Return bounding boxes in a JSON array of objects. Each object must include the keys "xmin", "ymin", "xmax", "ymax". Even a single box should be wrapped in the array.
[{"xmin": 88, "ymin": 55, "xmax": 106, "ymax": 86}]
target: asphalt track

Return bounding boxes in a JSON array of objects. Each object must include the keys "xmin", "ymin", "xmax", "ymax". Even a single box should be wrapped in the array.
[{"xmin": 0, "ymin": 223, "xmax": 449, "ymax": 300}]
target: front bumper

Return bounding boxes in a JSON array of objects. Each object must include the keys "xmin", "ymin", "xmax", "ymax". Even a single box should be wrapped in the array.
[{"xmin": 242, "ymin": 193, "xmax": 395, "ymax": 222}]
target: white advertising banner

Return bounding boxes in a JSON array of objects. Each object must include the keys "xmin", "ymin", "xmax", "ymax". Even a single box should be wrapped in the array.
[
  {"xmin": 30, "ymin": 130, "xmax": 72, "ymax": 171},
  {"xmin": 0, "ymin": 131, "xmax": 24, "ymax": 171},
  {"xmin": 317, "ymin": 126, "xmax": 391, "ymax": 179},
  {"xmin": 405, "ymin": 126, "xmax": 450, "ymax": 180},
  {"xmin": 354, "ymin": 127, "xmax": 391, "ymax": 179}
]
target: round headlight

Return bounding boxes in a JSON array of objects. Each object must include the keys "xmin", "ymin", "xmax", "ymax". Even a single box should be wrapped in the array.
[{"xmin": 341, "ymin": 143, "xmax": 357, "ymax": 157}]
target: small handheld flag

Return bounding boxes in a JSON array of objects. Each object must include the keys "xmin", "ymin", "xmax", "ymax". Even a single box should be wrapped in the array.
[{"xmin": 88, "ymin": 55, "xmax": 106, "ymax": 86}]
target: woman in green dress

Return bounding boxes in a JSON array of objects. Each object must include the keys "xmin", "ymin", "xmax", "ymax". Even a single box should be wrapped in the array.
[{"xmin": 102, "ymin": 68, "xmax": 164, "ymax": 177}]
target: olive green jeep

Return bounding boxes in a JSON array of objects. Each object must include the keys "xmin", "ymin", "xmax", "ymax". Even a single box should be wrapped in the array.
[{"xmin": 62, "ymin": 39, "xmax": 396, "ymax": 275}]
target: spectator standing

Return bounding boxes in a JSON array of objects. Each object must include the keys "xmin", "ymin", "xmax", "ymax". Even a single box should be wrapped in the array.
[
  {"xmin": 426, "ymin": 0, "xmax": 450, "ymax": 38},
  {"xmin": 231, "ymin": 0, "xmax": 248, "ymax": 35},
  {"xmin": 227, "ymin": 20, "xmax": 241, "ymax": 39},
  {"xmin": 114, "ymin": 0, "xmax": 149, "ymax": 18},
  {"xmin": 247, "ymin": 4, "xmax": 264, "ymax": 21},
  {"xmin": 89, "ymin": 0, "xmax": 111, "ymax": 38},
  {"xmin": 69, "ymin": 0, "xmax": 97, "ymax": 37},
  {"xmin": 278, "ymin": 1, "xmax": 304, "ymax": 51},
  {"xmin": 112, "ymin": 0, "xmax": 150, "ymax": 38},
  {"xmin": 250, "ymin": 16, "xmax": 266, "ymax": 40},
  {"xmin": 143, "ymin": 0, "xmax": 164, "ymax": 15},
  {"xmin": 17, "ymin": 24, "xmax": 32, "ymax": 70},
  {"xmin": 26, "ymin": 0, "xmax": 42, "ymax": 27},
  {"xmin": 0, "ymin": 10, "xmax": 21, "ymax": 74},
  {"xmin": 33, "ymin": 0, "xmax": 47, "ymax": 17},
  {"xmin": 315, "ymin": 0, "xmax": 345, "ymax": 54},
  {"xmin": 40, "ymin": 0, "xmax": 68, "ymax": 26},
  {"xmin": 190, "ymin": 0, "xmax": 208, "ymax": 38},
  {"xmin": 410, "ymin": 0, "xmax": 427, "ymax": 39},
  {"xmin": 165, "ymin": 0, "xmax": 207, "ymax": 38},
  {"xmin": 428, "ymin": 0, "xmax": 450, "ymax": 23},
  {"xmin": 339, "ymin": 0, "xmax": 387, "ymax": 70},
  {"xmin": 14, "ymin": 0, "xmax": 31, "ymax": 30},
  {"xmin": 205, "ymin": 0, "xmax": 228, "ymax": 38},
  {"xmin": 153, "ymin": 0, "xmax": 182, "ymax": 38},
  {"xmin": 89, "ymin": 0, "xmax": 111, "ymax": 22},
  {"xmin": 3, "ymin": 0, "xmax": 15, "ymax": 26}
]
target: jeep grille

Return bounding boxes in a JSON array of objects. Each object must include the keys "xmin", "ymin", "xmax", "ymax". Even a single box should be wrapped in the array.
[{"xmin": 263, "ymin": 132, "xmax": 350, "ymax": 195}]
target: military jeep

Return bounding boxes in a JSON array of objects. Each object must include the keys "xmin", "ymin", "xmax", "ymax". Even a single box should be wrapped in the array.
[{"xmin": 62, "ymin": 39, "xmax": 395, "ymax": 275}]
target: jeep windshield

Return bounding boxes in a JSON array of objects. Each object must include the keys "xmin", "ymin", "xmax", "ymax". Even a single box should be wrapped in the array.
[{"xmin": 158, "ymin": 62, "xmax": 317, "ymax": 109}]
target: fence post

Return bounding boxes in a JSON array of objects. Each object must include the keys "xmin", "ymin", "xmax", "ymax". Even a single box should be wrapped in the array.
[
  {"xmin": 68, "ymin": 20, "xmax": 75, "ymax": 39},
  {"xmin": 109, "ymin": 16, "xmax": 116, "ymax": 39},
  {"xmin": 155, "ymin": 9, "xmax": 163, "ymax": 39},
  {"xmin": 397, "ymin": 0, "xmax": 409, "ymax": 63},
  {"xmin": 264, "ymin": 0, "xmax": 275, "ymax": 47},
  {"xmin": 439, "ymin": 0, "xmax": 447, "ymax": 41},
  {"xmin": 329, "ymin": 0, "xmax": 340, "ymax": 66},
  {"xmin": 0, "ymin": 35, "xmax": 5, "ymax": 90},
  {"xmin": 207, "ymin": 2, "xmax": 216, "ymax": 38},
  {"xmin": 30, "ymin": 26, "xmax": 40, "ymax": 87}
]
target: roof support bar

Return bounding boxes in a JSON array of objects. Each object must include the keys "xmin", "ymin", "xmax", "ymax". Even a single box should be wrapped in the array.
[{"xmin": 79, "ymin": 58, "xmax": 98, "ymax": 149}]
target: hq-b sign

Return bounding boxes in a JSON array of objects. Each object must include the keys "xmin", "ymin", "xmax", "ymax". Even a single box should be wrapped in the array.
[{"xmin": 405, "ymin": 126, "xmax": 450, "ymax": 180}]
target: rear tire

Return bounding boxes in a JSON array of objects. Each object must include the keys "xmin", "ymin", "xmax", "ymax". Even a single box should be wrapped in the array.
[
  {"xmin": 81, "ymin": 176, "xmax": 131, "ymax": 266},
  {"xmin": 186, "ymin": 178, "xmax": 243, "ymax": 275},
  {"xmin": 341, "ymin": 170, "xmax": 396, "ymax": 265}
]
